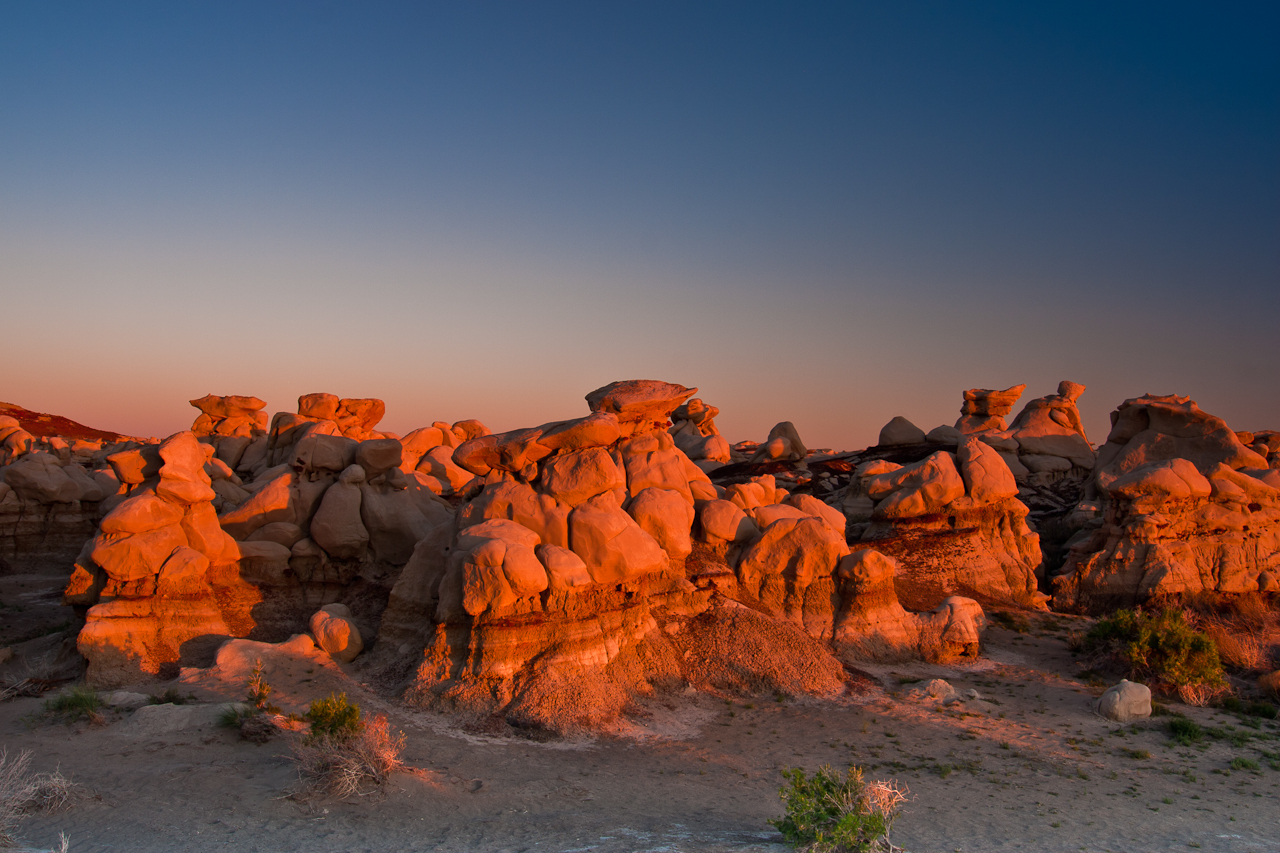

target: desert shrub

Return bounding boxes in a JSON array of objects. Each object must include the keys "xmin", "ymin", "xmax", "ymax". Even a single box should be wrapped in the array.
[
  {"xmin": 305, "ymin": 692, "xmax": 362, "ymax": 742},
  {"xmin": 770, "ymin": 764, "xmax": 909, "ymax": 853},
  {"xmin": 1229, "ymin": 592, "xmax": 1271, "ymax": 631},
  {"xmin": 1082, "ymin": 609, "xmax": 1227, "ymax": 700},
  {"xmin": 43, "ymin": 685, "xmax": 103, "ymax": 722},
  {"xmin": 1202, "ymin": 620, "xmax": 1269, "ymax": 673},
  {"xmin": 246, "ymin": 659, "xmax": 280, "ymax": 713},
  {"xmin": 0, "ymin": 749, "xmax": 76, "ymax": 847},
  {"xmin": 292, "ymin": 713, "xmax": 405, "ymax": 799}
]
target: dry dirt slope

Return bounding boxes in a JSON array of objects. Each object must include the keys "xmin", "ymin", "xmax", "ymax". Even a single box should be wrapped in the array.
[{"xmin": 3, "ymin": 611, "xmax": 1279, "ymax": 853}]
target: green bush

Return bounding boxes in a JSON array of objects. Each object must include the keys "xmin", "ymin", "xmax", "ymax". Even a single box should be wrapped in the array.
[
  {"xmin": 1082, "ymin": 609, "xmax": 1226, "ymax": 695},
  {"xmin": 770, "ymin": 765, "xmax": 908, "ymax": 853},
  {"xmin": 305, "ymin": 692, "xmax": 362, "ymax": 742}
]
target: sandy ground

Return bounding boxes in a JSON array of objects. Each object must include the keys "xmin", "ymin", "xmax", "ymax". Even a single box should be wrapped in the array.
[{"xmin": 3, "ymin": 573, "xmax": 1280, "ymax": 853}]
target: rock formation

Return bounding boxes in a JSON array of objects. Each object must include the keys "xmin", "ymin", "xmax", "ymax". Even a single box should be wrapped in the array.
[
  {"xmin": 670, "ymin": 397, "xmax": 732, "ymax": 472},
  {"xmin": 749, "ymin": 421, "xmax": 808, "ymax": 464},
  {"xmin": 956, "ymin": 385, "xmax": 1026, "ymax": 434},
  {"xmin": 67, "ymin": 431, "xmax": 252, "ymax": 687},
  {"xmin": 841, "ymin": 437, "xmax": 1043, "ymax": 605},
  {"xmin": 920, "ymin": 382, "xmax": 1097, "ymax": 485},
  {"xmin": 1052, "ymin": 394, "xmax": 1280, "ymax": 609},
  {"xmin": 188, "ymin": 394, "xmax": 268, "ymax": 437},
  {"xmin": 0, "ymin": 410, "xmax": 135, "ymax": 570},
  {"xmin": 65, "ymin": 392, "xmax": 460, "ymax": 684},
  {"xmin": 382, "ymin": 380, "xmax": 985, "ymax": 733}
]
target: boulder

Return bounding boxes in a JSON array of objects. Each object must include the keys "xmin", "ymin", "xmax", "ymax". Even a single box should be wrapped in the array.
[
  {"xmin": 866, "ymin": 451, "xmax": 965, "ymax": 519},
  {"xmin": 698, "ymin": 499, "xmax": 758, "ymax": 544},
  {"xmin": 1096, "ymin": 679, "xmax": 1151, "ymax": 722},
  {"xmin": 878, "ymin": 416, "xmax": 926, "ymax": 446},
  {"xmin": 569, "ymin": 492, "xmax": 669, "ymax": 584},
  {"xmin": 309, "ymin": 473, "xmax": 368, "ymax": 560},
  {"xmin": 309, "ymin": 606, "xmax": 364, "ymax": 663},
  {"xmin": 627, "ymin": 487, "xmax": 695, "ymax": 560}
]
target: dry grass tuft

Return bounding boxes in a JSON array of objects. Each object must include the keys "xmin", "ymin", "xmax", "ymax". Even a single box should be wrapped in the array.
[
  {"xmin": 1, "ymin": 748, "xmax": 77, "ymax": 848},
  {"xmin": 1177, "ymin": 682, "xmax": 1228, "ymax": 707},
  {"xmin": 1202, "ymin": 621, "xmax": 1270, "ymax": 673},
  {"xmin": 291, "ymin": 714, "xmax": 405, "ymax": 800}
]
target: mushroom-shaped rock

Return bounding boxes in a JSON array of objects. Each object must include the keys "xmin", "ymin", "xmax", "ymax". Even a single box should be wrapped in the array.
[
  {"xmin": 585, "ymin": 379, "xmax": 697, "ymax": 429},
  {"xmin": 956, "ymin": 384, "xmax": 1026, "ymax": 434}
]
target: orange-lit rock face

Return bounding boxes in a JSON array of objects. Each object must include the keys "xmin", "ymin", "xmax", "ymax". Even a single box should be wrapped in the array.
[
  {"xmin": 189, "ymin": 394, "xmax": 268, "ymax": 438},
  {"xmin": 69, "ymin": 430, "xmax": 258, "ymax": 688},
  {"xmin": 842, "ymin": 444, "xmax": 1042, "ymax": 605},
  {"xmin": 1053, "ymin": 395, "xmax": 1280, "ymax": 609},
  {"xmin": 389, "ymin": 380, "xmax": 985, "ymax": 734},
  {"xmin": 956, "ymin": 384, "xmax": 1026, "ymax": 434}
]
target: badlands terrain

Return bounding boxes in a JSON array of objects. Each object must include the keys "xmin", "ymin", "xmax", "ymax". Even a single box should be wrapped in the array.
[{"xmin": 1, "ymin": 381, "xmax": 1279, "ymax": 852}]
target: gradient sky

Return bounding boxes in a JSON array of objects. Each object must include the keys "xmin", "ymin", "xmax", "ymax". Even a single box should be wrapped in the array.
[{"xmin": 2, "ymin": 2, "xmax": 1277, "ymax": 448}]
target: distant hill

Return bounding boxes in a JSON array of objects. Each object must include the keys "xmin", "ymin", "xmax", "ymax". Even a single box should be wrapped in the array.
[{"xmin": 0, "ymin": 400, "xmax": 130, "ymax": 442}]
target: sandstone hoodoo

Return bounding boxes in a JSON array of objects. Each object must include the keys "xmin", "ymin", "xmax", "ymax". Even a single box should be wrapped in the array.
[
  {"xmin": 669, "ymin": 397, "xmax": 732, "ymax": 472},
  {"xmin": 64, "ymin": 392, "xmax": 463, "ymax": 686},
  {"xmin": 840, "ymin": 435, "xmax": 1043, "ymax": 606},
  {"xmin": 188, "ymin": 394, "xmax": 269, "ymax": 438},
  {"xmin": 389, "ymin": 379, "xmax": 984, "ymax": 734},
  {"xmin": 30, "ymin": 376, "xmax": 1280, "ymax": 740},
  {"xmin": 1052, "ymin": 393, "xmax": 1280, "ymax": 609},
  {"xmin": 68, "ymin": 431, "xmax": 251, "ymax": 687}
]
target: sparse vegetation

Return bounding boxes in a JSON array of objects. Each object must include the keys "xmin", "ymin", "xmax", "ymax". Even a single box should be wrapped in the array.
[
  {"xmin": 1080, "ymin": 608, "xmax": 1227, "ymax": 703},
  {"xmin": 305, "ymin": 692, "xmax": 362, "ymax": 742},
  {"xmin": 42, "ymin": 685, "xmax": 103, "ymax": 723},
  {"xmin": 1167, "ymin": 717, "xmax": 1203, "ymax": 746},
  {"xmin": 0, "ymin": 748, "xmax": 76, "ymax": 848},
  {"xmin": 770, "ymin": 764, "xmax": 909, "ymax": 852},
  {"xmin": 246, "ymin": 660, "xmax": 280, "ymax": 714},
  {"xmin": 148, "ymin": 688, "xmax": 195, "ymax": 705},
  {"xmin": 292, "ymin": 712, "xmax": 405, "ymax": 799}
]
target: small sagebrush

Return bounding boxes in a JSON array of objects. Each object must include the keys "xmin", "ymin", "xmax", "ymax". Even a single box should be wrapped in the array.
[
  {"xmin": 771, "ymin": 764, "xmax": 909, "ymax": 853},
  {"xmin": 305, "ymin": 693, "xmax": 361, "ymax": 742},
  {"xmin": 292, "ymin": 713, "xmax": 405, "ymax": 799}
]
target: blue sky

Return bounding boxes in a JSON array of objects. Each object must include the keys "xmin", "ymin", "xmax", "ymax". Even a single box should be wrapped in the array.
[{"xmin": 2, "ymin": 3, "xmax": 1277, "ymax": 446}]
